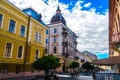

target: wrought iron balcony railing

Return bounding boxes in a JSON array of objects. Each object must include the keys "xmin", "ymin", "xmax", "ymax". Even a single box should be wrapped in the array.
[
  {"xmin": 74, "ymin": 56, "xmax": 79, "ymax": 60},
  {"xmin": 62, "ymin": 42, "xmax": 68, "ymax": 47},
  {"xmin": 62, "ymin": 32, "xmax": 67, "ymax": 37},
  {"xmin": 62, "ymin": 53, "xmax": 69, "ymax": 58}
]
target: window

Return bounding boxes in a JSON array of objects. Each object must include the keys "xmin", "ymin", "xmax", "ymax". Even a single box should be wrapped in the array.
[
  {"xmin": 35, "ymin": 50, "xmax": 39, "ymax": 60},
  {"xmin": 35, "ymin": 32, "xmax": 41, "ymax": 43},
  {"xmin": 46, "ymin": 38, "xmax": 48, "ymax": 44},
  {"xmin": 46, "ymin": 30, "xmax": 48, "ymax": 34},
  {"xmin": 53, "ymin": 47, "xmax": 57, "ymax": 53},
  {"xmin": 9, "ymin": 19, "xmax": 16, "ymax": 33},
  {"xmin": 54, "ymin": 37, "xmax": 57, "ymax": 42},
  {"xmin": 35, "ymin": 32, "xmax": 38, "ymax": 41},
  {"xmin": 54, "ymin": 28, "xmax": 57, "ymax": 33},
  {"xmin": 39, "ymin": 33, "xmax": 41, "ymax": 42},
  {"xmin": 4, "ymin": 42, "xmax": 13, "ymax": 57},
  {"xmin": 20, "ymin": 25, "xmax": 26, "ymax": 37},
  {"xmin": 0, "ymin": 14, "xmax": 3, "ymax": 29},
  {"xmin": 17, "ymin": 46, "xmax": 23, "ymax": 59}
]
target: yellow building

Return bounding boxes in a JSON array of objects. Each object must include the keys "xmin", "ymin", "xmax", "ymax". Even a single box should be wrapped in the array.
[
  {"xmin": 0, "ymin": 0, "xmax": 47, "ymax": 78},
  {"xmin": 25, "ymin": 16, "xmax": 47, "ymax": 71}
]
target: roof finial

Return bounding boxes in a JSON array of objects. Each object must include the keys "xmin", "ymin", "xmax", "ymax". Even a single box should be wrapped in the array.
[{"xmin": 56, "ymin": 4, "xmax": 61, "ymax": 11}]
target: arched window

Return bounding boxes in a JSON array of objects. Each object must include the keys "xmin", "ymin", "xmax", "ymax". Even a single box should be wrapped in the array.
[{"xmin": 53, "ymin": 47, "xmax": 57, "ymax": 53}]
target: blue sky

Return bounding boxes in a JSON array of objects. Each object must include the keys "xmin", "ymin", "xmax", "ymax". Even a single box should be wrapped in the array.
[
  {"xmin": 9, "ymin": 0, "xmax": 109, "ymax": 59},
  {"xmin": 93, "ymin": 52, "xmax": 109, "ymax": 59},
  {"xmin": 60, "ymin": 0, "xmax": 108, "ymax": 13},
  {"xmin": 44, "ymin": 0, "xmax": 108, "ymax": 14}
]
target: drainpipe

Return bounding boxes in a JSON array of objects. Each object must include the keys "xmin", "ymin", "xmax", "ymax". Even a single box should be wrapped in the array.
[
  {"xmin": 23, "ymin": 16, "xmax": 31, "ymax": 73},
  {"xmin": 48, "ymin": 26, "xmax": 50, "ymax": 55}
]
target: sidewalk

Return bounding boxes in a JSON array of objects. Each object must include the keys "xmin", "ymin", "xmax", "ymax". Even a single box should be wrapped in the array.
[
  {"xmin": 3, "ymin": 72, "xmax": 93, "ymax": 80},
  {"xmin": 7, "ymin": 74, "xmax": 93, "ymax": 80},
  {"xmin": 0, "ymin": 71, "xmax": 44, "ymax": 79}
]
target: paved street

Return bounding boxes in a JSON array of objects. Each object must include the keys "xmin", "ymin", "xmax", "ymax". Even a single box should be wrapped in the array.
[
  {"xmin": 7, "ymin": 73, "xmax": 92, "ymax": 80},
  {"xmin": 56, "ymin": 74, "xmax": 92, "ymax": 80}
]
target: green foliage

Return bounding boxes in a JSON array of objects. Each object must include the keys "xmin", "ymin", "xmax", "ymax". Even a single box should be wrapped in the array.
[
  {"xmin": 82, "ymin": 61, "xmax": 94, "ymax": 71},
  {"xmin": 69, "ymin": 61, "xmax": 79, "ymax": 68},
  {"xmin": 32, "ymin": 55, "xmax": 61, "ymax": 70}
]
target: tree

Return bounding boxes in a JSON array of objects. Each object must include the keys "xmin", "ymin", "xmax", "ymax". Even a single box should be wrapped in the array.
[
  {"xmin": 69, "ymin": 61, "xmax": 79, "ymax": 77},
  {"xmin": 69, "ymin": 61, "xmax": 79, "ymax": 68},
  {"xmin": 32, "ymin": 55, "xmax": 61, "ymax": 75},
  {"xmin": 82, "ymin": 61, "xmax": 94, "ymax": 73}
]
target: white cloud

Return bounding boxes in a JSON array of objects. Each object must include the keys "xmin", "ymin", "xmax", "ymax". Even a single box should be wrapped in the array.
[
  {"xmin": 8, "ymin": 0, "xmax": 109, "ymax": 55},
  {"xmin": 83, "ymin": 2, "xmax": 91, "ymax": 8}
]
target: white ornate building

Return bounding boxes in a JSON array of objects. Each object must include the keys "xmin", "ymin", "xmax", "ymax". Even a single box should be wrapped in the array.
[{"xmin": 45, "ymin": 6, "xmax": 78, "ymax": 72}]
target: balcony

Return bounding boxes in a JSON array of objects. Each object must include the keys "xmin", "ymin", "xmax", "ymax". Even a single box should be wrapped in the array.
[
  {"xmin": 110, "ymin": 42, "xmax": 120, "ymax": 46},
  {"xmin": 74, "ymin": 41, "xmax": 78, "ymax": 44},
  {"xmin": 62, "ymin": 42, "xmax": 68, "ymax": 47},
  {"xmin": 110, "ymin": 42, "xmax": 120, "ymax": 52},
  {"xmin": 62, "ymin": 53, "xmax": 69, "ymax": 58},
  {"xmin": 74, "ymin": 56, "xmax": 79, "ymax": 60},
  {"xmin": 81, "ymin": 59, "xmax": 85, "ymax": 63},
  {"xmin": 74, "ymin": 49, "xmax": 78, "ymax": 52},
  {"xmin": 62, "ymin": 27, "xmax": 67, "ymax": 31},
  {"xmin": 62, "ymin": 32, "xmax": 67, "ymax": 37}
]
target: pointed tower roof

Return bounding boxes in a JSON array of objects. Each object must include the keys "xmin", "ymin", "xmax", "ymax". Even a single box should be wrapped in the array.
[
  {"xmin": 50, "ymin": 5, "xmax": 66, "ymax": 25},
  {"xmin": 56, "ymin": 4, "xmax": 61, "ymax": 12}
]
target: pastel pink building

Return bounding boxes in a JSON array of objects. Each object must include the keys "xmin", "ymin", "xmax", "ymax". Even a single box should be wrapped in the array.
[{"xmin": 45, "ymin": 6, "xmax": 78, "ymax": 72}]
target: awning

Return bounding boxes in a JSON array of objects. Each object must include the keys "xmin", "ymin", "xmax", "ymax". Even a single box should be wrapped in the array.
[{"xmin": 91, "ymin": 56, "xmax": 120, "ymax": 66}]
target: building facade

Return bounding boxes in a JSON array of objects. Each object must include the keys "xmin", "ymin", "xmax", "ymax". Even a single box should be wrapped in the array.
[
  {"xmin": 23, "ymin": 8, "xmax": 47, "ymax": 71},
  {"xmin": 109, "ymin": 0, "xmax": 120, "ymax": 57},
  {"xmin": 76, "ymin": 51, "xmax": 97, "ymax": 68},
  {"xmin": 80, "ymin": 51, "xmax": 97, "ymax": 62},
  {"xmin": 109, "ymin": 0, "xmax": 120, "ymax": 72},
  {"xmin": 0, "ymin": 0, "xmax": 46, "ymax": 79},
  {"xmin": 46, "ymin": 6, "xmax": 78, "ymax": 72}
]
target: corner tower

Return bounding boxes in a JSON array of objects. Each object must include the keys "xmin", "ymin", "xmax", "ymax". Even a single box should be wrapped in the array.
[{"xmin": 50, "ymin": 5, "xmax": 66, "ymax": 25}]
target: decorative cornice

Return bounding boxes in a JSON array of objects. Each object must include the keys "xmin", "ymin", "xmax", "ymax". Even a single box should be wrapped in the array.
[
  {"xmin": 28, "ymin": 42, "xmax": 44, "ymax": 48},
  {"xmin": 0, "ymin": 31, "xmax": 26, "ymax": 44},
  {"xmin": 0, "ymin": 4, "xmax": 28, "ymax": 24}
]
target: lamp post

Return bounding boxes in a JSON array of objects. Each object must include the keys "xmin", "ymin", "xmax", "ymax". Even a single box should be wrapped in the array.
[
  {"xmin": 48, "ymin": 26, "xmax": 50, "ymax": 55},
  {"xmin": 46, "ymin": 26, "xmax": 50, "ymax": 55}
]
